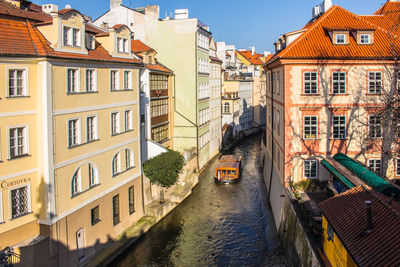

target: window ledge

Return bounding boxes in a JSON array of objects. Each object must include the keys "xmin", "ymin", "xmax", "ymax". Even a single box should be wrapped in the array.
[
  {"xmin": 110, "ymin": 89, "xmax": 133, "ymax": 92},
  {"xmin": 67, "ymin": 91, "xmax": 99, "ymax": 95},
  {"xmin": 68, "ymin": 140, "xmax": 100, "ymax": 149},
  {"xmin": 72, "ymin": 183, "xmax": 101, "ymax": 199},
  {"xmin": 10, "ymin": 211, "xmax": 33, "ymax": 221},
  {"xmin": 91, "ymin": 219, "xmax": 101, "ymax": 226},
  {"xmin": 8, "ymin": 154, "xmax": 31, "ymax": 161},
  {"xmin": 329, "ymin": 93, "xmax": 349, "ymax": 96},
  {"xmin": 113, "ymin": 166, "xmax": 136, "ymax": 178},
  {"xmin": 330, "ymin": 138, "xmax": 348, "ymax": 141},
  {"xmin": 111, "ymin": 130, "xmax": 134, "ymax": 137},
  {"xmin": 301, "ymin": 93, "xmax": 320, "ymax": 96},
  {"xmin": 366, "ymin": 93, "xmax": 383, "ymax": 96},
  {"xmin": 303, "ymin": 138, "xmax": 321, "ymax": 141},
  {"xmin": 6, "ymin": 96, "xmax": 30, "ymax": 99}
]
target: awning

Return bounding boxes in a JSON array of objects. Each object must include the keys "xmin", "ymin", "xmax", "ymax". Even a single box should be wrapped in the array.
[{"xmin": 321, "ymin": 159, "xmax": 355, "ymax": 189}]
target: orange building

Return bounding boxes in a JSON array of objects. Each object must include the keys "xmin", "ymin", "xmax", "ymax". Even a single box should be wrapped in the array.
[{"xmin": 264, "ymin": 1, "xmax": 400, "ymax": 227}]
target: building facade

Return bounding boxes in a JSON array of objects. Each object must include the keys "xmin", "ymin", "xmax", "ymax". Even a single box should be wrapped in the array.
[{"xmin": 264, "ymin": 1, "xmax": 400, "ymax": 228}]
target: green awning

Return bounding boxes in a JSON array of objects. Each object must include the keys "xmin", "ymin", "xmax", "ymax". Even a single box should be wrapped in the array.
[
  {"xmin": 321, "ymin": 159, "xmax": 355, "ymax": 189},
  {"xmin": 333, "ymin": 153, "xmax": 400, "ymax": 199}
]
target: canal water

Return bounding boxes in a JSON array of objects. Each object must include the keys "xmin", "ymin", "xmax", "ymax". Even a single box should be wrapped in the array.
[{"xmin": 111, "ymin": 134, "xmax": 287, "ymax": 266}]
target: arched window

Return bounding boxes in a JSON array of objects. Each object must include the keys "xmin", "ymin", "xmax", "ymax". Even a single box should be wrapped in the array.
[
  {"xmin": 112, "ymin": 153, "xmax": 121, "ymax": 176},
  {"xmin": 125, "ymin": 149, "xmax": 134, "ymax": 169},
  {"xmin": 224, "ymin": 102, "xmax": 230, "ymax": 113},
  {"xmin": 72, "ymin": 168, "xmax": 81, "ymax": 196},
  {"xmin": 88, "ymin": 163, "xmax": 99, "ymax": 187}
]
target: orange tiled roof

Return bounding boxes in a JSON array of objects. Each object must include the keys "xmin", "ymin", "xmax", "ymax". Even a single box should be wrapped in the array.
[
  {"xmin": 0, "ymin": 0, "xmax": 51, "ymax": 22},
  {"xmin": 319, "ymin": 186, "xmax": 400, "ymax": 266},
  {"xmin": 85, "ymin": 23, "xmax": 107, "ymax": 35},
  {"xmin": 236, "ymin": 50, "xmax": 265, "ymax": 65},
  {"xmin": 209, "ymin": 56, "xmax": 222, "ymax": 63},
  {"xmin": 0, "ymin": 17, "xmax": 141, "ymax": 64},
  {"xmin": 131, "ymin": 39, "xmax": 153, "ymax": 53},
  {"xmin": 269, "ymin": 3, "xmax": 400, "ymax": 62},
  {"xmin": 146, "ymin": 63, "xmax": 172, "ymax": 73}
]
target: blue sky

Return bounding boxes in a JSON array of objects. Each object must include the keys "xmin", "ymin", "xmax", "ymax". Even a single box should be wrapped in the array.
[{"xmin": 36, "ymin": 0, "xmax": 386, "ymax": 53}]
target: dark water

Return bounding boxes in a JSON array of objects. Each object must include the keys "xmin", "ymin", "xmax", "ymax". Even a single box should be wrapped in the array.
[{"xmin": 111, "ymin": 134, "xmax": 286, "ymax": 266}]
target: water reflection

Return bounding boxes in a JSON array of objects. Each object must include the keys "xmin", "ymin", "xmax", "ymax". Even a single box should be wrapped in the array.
[{"xmin": 112, "ymin": 134, "xmax": 285, "ymax": 266}]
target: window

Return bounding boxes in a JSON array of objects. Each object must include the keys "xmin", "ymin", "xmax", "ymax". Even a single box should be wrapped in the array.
[
  {"xmin": 224, "ymin": 103, "xmax": 230, "ymax": 113},
  {"xmin": 63, "ymin": 26, "xmax": 71, "ymax": 46},
  {"xmin": 277, "ymin": 110, "xmax": 280, "ymax": 136},
  {"xmin": 110, "ymin": 70, "xmax": 119, "ymax": 90},
  {"xmin": 150, "ymin": 74, "xmax": 168, "ymax": 91},
  {"xmin": 8, "ymin": 69, "xmax": 26, "ymax": 97},
  {"xmin": 368, "ymin": 71, "xmax": 382, "ymax": 94},
  {"xmin": 123, "ymin": 71, "xmax": 131, "ymax": 89},
  {"xmin": 63, "ymin": 26, "xmax": 80, "ymax": 47},
  {"xmin": 277, "ymin": 149, "xmax": 280, "ymax": 170},
  {"xmin": 369, "ymin": 115, "xmax": 382, "ymax": 139},
  {"xmin": 88, "ymin": 164, "xmax": 98, "ymax": 187},
  {"xmin": 396, "ymin": 159, "xmax": 400, "ymax": 176},
  {"xmin": 112, "ymin": 153, "xmax": 121, "ymax": 176},
  {"xmin": 304, "ymin": 160, "xmax": 318, "ymax": 179},
  {"xmin": 336, "ymin": 34, "xmax": 345, "ymax": 44},
  {"xmin": 117, "ymin": 38, "xmax": 128, "ymax": 53},
  {"xmin": 67, "ymin": 69, "xmax": 79, "ymax": 93},
  {"xmin": 129, "ymin": 186, "xmax": 135, "ymax": 215},
  {"xmin": 71, "ymin": 168, "xmax": 81, "ymax": 196},
  {"xmin": 152, "ymin": 124, "xmax": 169, "ymax": 143},
  {"xmin": 68, "ymin": 119, "xmax": 80, "ymax": 147},
  {"xmin": 111, "ymin": 112, "xmax": 120, "ymax": 135},
  {"xmin": 275, "ymin": 72, "xmax": 280, "ymax": 94},
  {"xmin": 124, "ymin": 110, "xmax": 133, "ymax": 131},
  {"xmin": 368, "ymin": 159, "xmax": 382, "ymax": 174},
  {"xmin": 304, "ymin": 116, "xmax": 318, "ymax": 139},
  {"xmin": 91, "ymin": 206, "xmax": 100, "ymax": 225},
  {"xmin": 125, "ymin": 149, "xmax": 134, "ymax": 169},
  {"xmin": 332, "ymin": 116, "xmax": 346, "ymax": 139},
  {"xmin": 150, "ymin": 99, "xmax": 168, "ymax": 118},
  {"xmin": 327, "ymin": 223, "xmax": 334, "ymax": 241},
  {"xmin": 86, "ymin": 116, "xmax": 97, "ymax": 142},
  {"xmin": 72, "ymin": 28, "xmax": 80, "ymax": 47},
  {"xmin": 304, "ymin": 72, "xmax": 318, "ymax": 94},
  {"xmin": 10, "ymin": 186, "xmax": 30, "ymax": 219},
  {"xmin": 86, "ymin": 34, "xmax": 95, "ymax": 50},
  {"xmin": 86, "ymin": 69, "xmax": 96, "ymax": 92},
  {"xmin": 9, "ymin": 127, "xmax": 27, "ymax": 158},
  {"xmin": 360, "ymin": 34, "xmax": 371, "ymax": 44},
  {"xmin": 332, "ymin": 72, "xmax": 346, "ymax": 94},
  {"xmin": 113, "ymin": 195, "xmax": 120, "ymax": 226}
]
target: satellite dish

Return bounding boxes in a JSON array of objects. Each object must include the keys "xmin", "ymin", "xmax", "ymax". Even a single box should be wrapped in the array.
[{"xmin": 65, "ymin": 4, "xmax": 72, "ymax": 9}]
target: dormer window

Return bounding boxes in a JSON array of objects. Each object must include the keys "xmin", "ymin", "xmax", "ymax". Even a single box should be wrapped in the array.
[
  {"xmin": 117, "ymin": 37, "xmax": 128, "ymax": 53},
  {"xmin": 63, "ymin": 26, "xmax": 80, "ymax": 47},
  {"xmin": 86, "ymin": 34, "xmax": 95, "ymax": 50},
  {"xmin": 336, "ymin": 34, "xmax": 345, "ymax": 44},
  {"xmin": 360, "ymin": 34, "xmax": 371, "ymax": 44}
]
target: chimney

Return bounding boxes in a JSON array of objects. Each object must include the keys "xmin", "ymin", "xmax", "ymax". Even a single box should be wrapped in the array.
[
  {"xmin": 251, "ymin": 46, "xmax": 255, "ymax": 56},
  {"xmin": 364, "ymin": 200, "xmax": 373, "ymax": 234},
  {"xmin": 174, "ymin": 9, "xmax": 189, "ymax": 20},
  {"xmin": 42, "ymin": 4, "xmax": 59, "ymax": 14},
  {"xmin": 110, "ymin": 0, "xmax": 122, "ymax": 9}
]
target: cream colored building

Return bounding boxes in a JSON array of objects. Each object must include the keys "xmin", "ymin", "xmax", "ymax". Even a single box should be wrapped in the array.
[{"xmin": 0, "ymin": 2, "xmax": 144, "ymax": 266}]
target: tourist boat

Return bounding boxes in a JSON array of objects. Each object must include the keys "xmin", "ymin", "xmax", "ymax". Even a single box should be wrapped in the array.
[{"xmin": 215, "ymin": 155, "xmax": 242, "ymax": 183}]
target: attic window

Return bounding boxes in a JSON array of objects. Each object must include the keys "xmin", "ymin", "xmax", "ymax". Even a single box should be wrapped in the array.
[
  {"xmin": 360, "ymin": 34, "xmax": 371, "ymax": 44},
  {"xmin": 336, "ymin": 34, "xmax": 345, "ymax": 44}
]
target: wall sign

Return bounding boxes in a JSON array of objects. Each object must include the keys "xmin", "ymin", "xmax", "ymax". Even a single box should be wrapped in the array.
[{"xmin": 1, "ymin": 177, "xmax": 31, "ymax": 189}]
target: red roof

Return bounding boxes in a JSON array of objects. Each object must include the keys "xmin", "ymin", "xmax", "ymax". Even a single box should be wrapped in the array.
[
  {"xmin": 131, "ymin": 39, "xmax": 153, "ymax": 53},
  {"xmin": 0, "ymin": 0, "xmax": 51, "ymax": 22},
  {"xmin": 0, "ymin": 17, "xmax": 141, "ymax": 64},
  {"xmin": 146, "ymin": 63, "xmax": 172, "ymax": 73},
  {"xmin": 236, "ymin": 50, "xmax": 264, "ymax": 65},
  {"xmin": 269, "ymin": 3, "xmax": 400, "ymax": 62},
  {"xmin": 209, "ymin": 56, "xmax": 222, "ymax": 63},
  {"xmin": 320, "ymin": 186, "xmax": 400, "ymax": 267}
]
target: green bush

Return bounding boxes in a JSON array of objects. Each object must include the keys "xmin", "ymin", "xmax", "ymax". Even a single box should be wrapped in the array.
[{"xmin": 143, "ymin": 150, "xmax": 185, "ymax": 188}]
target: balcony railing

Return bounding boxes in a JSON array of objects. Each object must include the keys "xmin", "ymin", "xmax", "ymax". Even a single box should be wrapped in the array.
[{"xmin": 0, "ymin": 247, "xmax": 20, "ymax": 266}]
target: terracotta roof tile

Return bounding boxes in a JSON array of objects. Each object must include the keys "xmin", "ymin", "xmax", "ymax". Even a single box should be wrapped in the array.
[
  {"xmin": 320, "ymin": 186, "xmax": 400, "ymax": 266},
  {"xmin": 209, "ymin": 56, "xmax": 222, "ymax": 63},
  {"xmin": 131, "ymin": 39, "xmax": 153, "ymax": 53},
  {"xmin": 146, "ymin": 63, "xmax": 173, "ymax": 73},
  {"xmin": 0, "ymin": 0, "xmax": 51, "ymax": 22},
  {"xmin": 236, "ymin": 50, "xmax": 265, "ymax": 65},
  {"xmin": 269, "ymin": 3, "xmax": 400, "ymax": 62}
]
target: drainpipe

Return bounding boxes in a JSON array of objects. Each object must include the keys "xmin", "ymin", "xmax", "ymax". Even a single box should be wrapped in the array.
[
  {"xmin": 139, "ymin": 65, "xmax": 147, "ymax": 215},
  {"xmin": 266, "ymin": 65, "xmax": 274, "ymax": 203},
  {"xmin": 195, "ymin": 30, "xmax": 200, "ymax": 171}
]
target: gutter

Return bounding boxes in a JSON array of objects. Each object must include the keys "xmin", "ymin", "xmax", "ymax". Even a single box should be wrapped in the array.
[{"xmin": 266, "ymin": 64, "xmax": 274, "ymax": 204}]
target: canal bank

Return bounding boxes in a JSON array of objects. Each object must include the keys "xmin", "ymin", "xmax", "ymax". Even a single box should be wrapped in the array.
[{"xmin": 110, "ymin": 133, "xmax": 287, "ymax": 266}]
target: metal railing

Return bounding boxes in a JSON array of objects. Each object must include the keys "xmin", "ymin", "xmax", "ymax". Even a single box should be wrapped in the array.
[{"xmin": 0, "ymin": 247, "xmax": 20, "ymax": 266}]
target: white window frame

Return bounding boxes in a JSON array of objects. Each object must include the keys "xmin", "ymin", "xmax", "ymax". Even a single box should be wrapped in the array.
[
  {"xmin": 368, "ymin": 71, "xmax": 382, "ymax": 94},
  {"xmin": 125, "ymin": 149, "xmax": 134, "ymax": 169},
  {"xmin": 110, "ymin": 70, "xmax": 119, "ymax": 91},
  {"xmin": 123, "ymin": 70, "xmax": 131, "ymax": 90},
  {"xmin": 304, "ymin": 159, "xmax": 318, "ymax": 179},
  {"xmin": 86, "ymin": 115, "xmax": 98, "ymax": 142},
  {"xmin": 304, "ymin": 71, "xmax": 318, "ymax": 94},
  {"xmin": 112, "ymin": 152, "xmax": 121, "ymax": 176},
  {"xmin": 71, "ymin": 168, "xmax": 82, "ymax": 196},
  {"xmin": 111, "ymin": 112, "xmax": 120, "ymax": 135},
  {"xmin": 63, "ymin": 26, "xmax": 72, "ymax": 46},
  {"xmin": 85, "ymin": 69, "xmax": 97, "ymax": 92},
  {"xmin": 360, "ymin": 34, "xmax": 371, "ymax": 44},
  {"xmin": 9, "ymin": 184, "xmax": 32, "ymax": 219},
  {"xmin": 8, "ymin": 125, "xmax": 29, "ymax": 159},
  {"xmin": 67, "ymin": 68, "xmax": 80, "ymax": 93},
  {"xmin": 368, "ymin": 158, "xmax": 382, "ymax": 174},
  {"xmin": 332, "ymin": 115, "xmax": 347, "ymax": 139},
  {"xmin": 88, "ymin": 163, "xmax": 99, "ymax": 187},
  {"xmin": 7, "ymin": 68, "xmax": 28, "ymax": 97},
  {"xmin": 124, "ymin": 110, "xmax": 133, "ymax": 131},
  {"xmin": 303, "ymin": 116, "xmax": 318, "ymax": 140},
  {"xmin": 368, "ymin": 115, "xmax": 382, "ymax": 139},
  {"xmin": 72, "ymin": 28, "xmax": 81, "ymax": 47},
  {"xmin": 332, "ymin": 71, "xmax": 346, "ymax": 94},
  {"xmin": 68, "ymin": 118, "xmax": 81, "ymax": 147},
  {"xmin": 336, "ymin": 34, "xmax": 346, "ymax": 44}
]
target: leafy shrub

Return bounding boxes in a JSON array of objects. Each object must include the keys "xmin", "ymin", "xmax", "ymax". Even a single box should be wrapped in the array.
[{"xmin": 143, "ymin": 150, "xmax": 185, "ymax": 188}]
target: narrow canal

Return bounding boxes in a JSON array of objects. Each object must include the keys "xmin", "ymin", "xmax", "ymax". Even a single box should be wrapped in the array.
[{"xmin": 111, "ymin": 134, "xmax": 287, "ymax": 266}]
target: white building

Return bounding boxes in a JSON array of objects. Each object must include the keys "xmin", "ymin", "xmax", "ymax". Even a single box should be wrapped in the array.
[{"xmin": 239, "ymin": 80, "xmax": 254, "ymax": 134}]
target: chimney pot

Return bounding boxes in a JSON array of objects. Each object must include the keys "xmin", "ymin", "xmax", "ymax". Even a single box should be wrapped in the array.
[{"xmin": 365, "ymin": 200, "xmax": 373, "ymax": 234}]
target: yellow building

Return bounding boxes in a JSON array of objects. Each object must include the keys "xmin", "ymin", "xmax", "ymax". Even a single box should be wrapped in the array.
[{"xmin": 0, "ymin": 2, "xmax": 144, "ymax": 265}]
